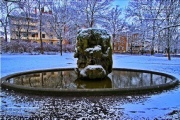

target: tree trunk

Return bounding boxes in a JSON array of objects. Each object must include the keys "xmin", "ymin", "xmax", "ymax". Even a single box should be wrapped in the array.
[
  {"xmin": 130, "ymin": 43, "xmax": 132, "ymax": 55},
  {"xmin": 167, "ymin": 47, "xmax": 171, "ymax": 60},
  {"xmin": 60, "ymin": 39, "xmax": 62, "ymax": 56},
  {"xmin": 151, "ymin": 21, "xmax": 156, "ymax": 55},
  {"xmin": 151, "ymin": 48, "xmax": 154, "ymax": 55},
  {"xmin": 39, "ymin": 24, "xmax": 44, "ymax": 54},
  {"xmin": 4, "ymin": 26, "xmax": 8, "ymax": 42},
  {"xmin": 59, "ymin": 33, "xmax": 63, "ymax": 56},
  {"xmin": 39, "ymin": 2, "xmax": 44, "ymax": 54},
  {"xmin": 167, "ymin": 25, "xmax": 171, "ymax": 60},
  {"xmin": 27, "ymin": 18, "xmax": 30, "ymax": 41}
]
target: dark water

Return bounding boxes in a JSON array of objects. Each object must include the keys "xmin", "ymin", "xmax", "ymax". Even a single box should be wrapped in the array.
[{"xmin": 7, "ymin": 70, "xmax": 173, "ymax": 89}]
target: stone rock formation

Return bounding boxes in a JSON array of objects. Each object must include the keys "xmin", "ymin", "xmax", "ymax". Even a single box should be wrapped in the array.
[{"xmin": 74, "ymin": 28, "xmax": 112, "ymax": 79}]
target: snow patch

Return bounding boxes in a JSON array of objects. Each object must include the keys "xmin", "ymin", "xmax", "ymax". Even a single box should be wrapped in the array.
[
  {"xmin": 78, "ymin": 28, "xmax": 110, "ymax": 39},
  {"xmin": 101, "ymin": 35, "xmax": 110, "ymax": 39},
  {"xmin": 80, "ymin": 65, "xmax": 106, "ymax": 77},
  {"xmin": 85, "ymin": 45, "xmax": 102, "ymax": 53},
  {"xmin": 84, "ymin": 65, "xmax": 104, "ymax": 70}
]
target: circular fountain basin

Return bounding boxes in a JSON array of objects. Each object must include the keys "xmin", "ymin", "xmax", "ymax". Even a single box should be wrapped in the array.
[{"xmin": 1, "ymin": 68, "xmax": 179, "ymax": 96}]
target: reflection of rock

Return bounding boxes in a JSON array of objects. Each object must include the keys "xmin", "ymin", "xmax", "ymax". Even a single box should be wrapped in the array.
[
  {"xmin": 74, "ymin": 28, "xmax": 113, "ymax": 79},
  {"xmin": 75, "ymin": 77, "xmax": 112, "ymax": 89}
]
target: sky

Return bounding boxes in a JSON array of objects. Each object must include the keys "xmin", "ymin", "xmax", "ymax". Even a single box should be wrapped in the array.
[
  {"xmin": 111, "ymin": 0, "xmax": 130, "ymax": 18},
  {"xmin": 112, "ymin": 0, "xmax": 130, "ymax": 9}
]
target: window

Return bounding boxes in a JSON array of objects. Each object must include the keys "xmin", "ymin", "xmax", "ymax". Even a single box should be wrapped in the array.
[
  {"xmin": 16, "ymin": 32, "xmax": 21, "ymax": 37},
  {"xmin": 23, "ymin": 33, "xmax": 28, "ymax": 37},
  {"xmin": 32, "ymin": 33, "xmax": 38, "ymax": 37},
  {"xmin": 32, "ymin": 34, "xmax": 35, "ymax": 37},
  {"xmin": 42, "ymin": 34, "xmax": 45, "ymax": 38},
  {"xmin": 35, "ymin": 33, "xmax": 38, "ymax": 37}
]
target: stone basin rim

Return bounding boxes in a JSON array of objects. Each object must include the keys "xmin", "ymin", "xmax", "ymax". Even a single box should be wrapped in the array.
[{"xmin": 1, "ymin": 68, "xmax": 179, "ymax": 96}]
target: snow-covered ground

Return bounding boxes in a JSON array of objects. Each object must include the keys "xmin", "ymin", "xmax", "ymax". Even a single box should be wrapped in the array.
[
  {"xmin": 113, "ymin": 54, "xmax": 180, "ymax": 79},
  {"xmin": 0, "ymin": 53, "xmax": 76, "ymax": 78},
  {"xmin": 1, "ymin": 53, "xmax": 180, "ymax": 119},
  {"xmin": 1, "ymin": 53, "xmax": 180, "ymax": 78}
]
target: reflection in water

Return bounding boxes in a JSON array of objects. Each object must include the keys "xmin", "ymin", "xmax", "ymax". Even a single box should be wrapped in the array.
[
  {"xmin": 75, "ymin": 77, "xmax": 112, "ymax": 89},
  {"xmin": 111, "ymin": 71, "xmax": 172, "ymax": 88},
  {"xmin": 9, "ymin": 71, "xmax": 78, "ymax": 89},
  {"xmin": 8, "ymin": 70, "xmax": 173, "ymax": 89}
]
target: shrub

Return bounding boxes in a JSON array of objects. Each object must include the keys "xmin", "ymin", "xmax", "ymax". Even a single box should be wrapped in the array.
[{"xmin": 1, "ymin": 40, "xmax": 74, "ymax": 54}]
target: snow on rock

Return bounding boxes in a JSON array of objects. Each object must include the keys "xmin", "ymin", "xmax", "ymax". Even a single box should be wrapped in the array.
[
  {"xmin": 80, "ymin": 65, "xmax": 106, "ymax": 79},
  {"xmin": 84, "ymin": 65, "xmax": 105, "ymax": 70},
  {"xmin": 85, "ymin": 45, "xmax": 102, "ymax": 53},
  {"xmin": 78, "ymin": 28, "xmax": 110, "ymax": 40}
]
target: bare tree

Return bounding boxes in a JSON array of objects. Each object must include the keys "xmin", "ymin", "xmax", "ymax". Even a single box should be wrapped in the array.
[
  {"xmin": 9, "ymin": 15, "xmax": 24, "ymax": 40},
  {"xmin": 74, "ymin": 0, "xmax": 113, "ymax": 28},
  {"xmin": 125, "ymin": 0, "xmax": 180, "ymax": 59},
  {"xmin": 16, "ymin": 0, "xmax": 36, "ymax": 41},
  {"xmin": 32, "ymin": 0, "xmax": 50, "ymax": 54},
  {"xmin": 143, "ymin": 0, "xmax": 164, "ymax": 55},
  {"xmin": 0, "ymin": 0, "xmax": 19, "ymax": 42},
  {"xmin": 125, "ymin": 0, "xmax": 146, "ymax": 53},
  {"xmin": 159, "ymin": 0, "xmax": 180, "ymax": 60},
  {"xmin": 37, "ymin": 0, "xmax": 44, "ymax": 54},
  {"xmin": 46, "ymin": 0, "xmax": 72, "ymax": 55},
  {"xmin": 102, "ymin": 6, "xmax": 123, "ymax": 42}
]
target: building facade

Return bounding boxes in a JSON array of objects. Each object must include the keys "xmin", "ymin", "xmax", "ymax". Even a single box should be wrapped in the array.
[
  {"xmin": 8, "ymin": 15, "xmax": 59, "ymax": 45},
  {"xmin": 113, "ymin": 33, "xmax": 150, "ymax": 54},
  {"xmin": 113, "ymin": 35, "xmax": 127, "ymax": 53}
]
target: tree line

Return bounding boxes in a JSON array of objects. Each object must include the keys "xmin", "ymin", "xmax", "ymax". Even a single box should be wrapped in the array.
[
  {"xmin": 125, "ymin": 0, "xmax": 180, "ymax": 60},
  {"xmin": 0, "ymin": 0, "xmax": 179, "ymax": 60}
]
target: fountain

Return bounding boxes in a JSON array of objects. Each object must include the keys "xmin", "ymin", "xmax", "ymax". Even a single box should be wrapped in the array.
[
  {"xmin": 0, "ymin": 28, "xmax": 179, "ymax": 96},
  {"xmin": 74, "ymin": 28, "xmax": 112, "ymax": 79}
]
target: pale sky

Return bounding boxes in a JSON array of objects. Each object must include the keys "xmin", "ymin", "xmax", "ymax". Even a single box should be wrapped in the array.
[
  {"xmin": 112, "ymin": 0, "xmax": 130, "ymax": 9},
  {"xmin": 111, "ymin": 0, "xmax": 130, "ymax": 18}
]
